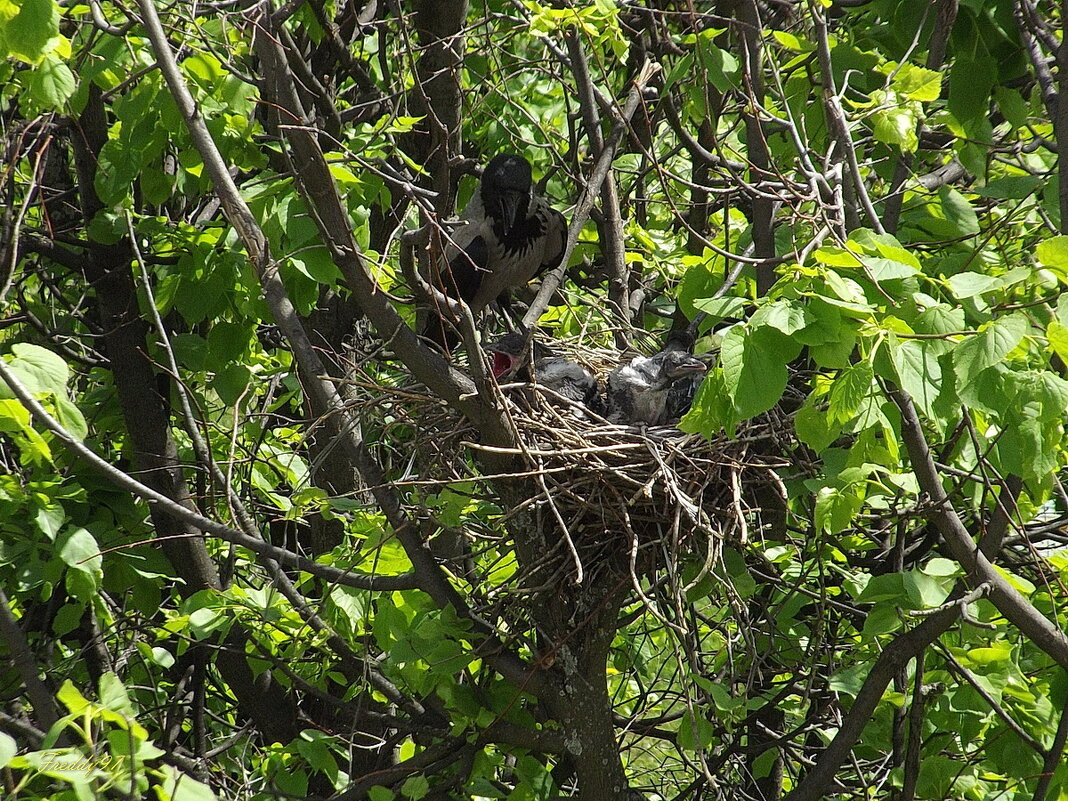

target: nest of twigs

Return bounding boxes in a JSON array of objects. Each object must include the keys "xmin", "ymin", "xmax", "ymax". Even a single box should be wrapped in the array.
[{"xmin": 349, "ymin": 338, "xmax": 794, "ymax": 586}]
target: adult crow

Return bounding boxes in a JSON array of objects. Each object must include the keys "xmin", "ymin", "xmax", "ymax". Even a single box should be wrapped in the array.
[
  {"xmin": 486, "ymin": 332, "xmax": 603, "ymax": 415},
  {"xmin": 422, "ymin": 154, "xmax": 567, "ymax": 350},
  {"xmin": 606, "ymin": 346, "xmax": 707, "ymax": 426}
]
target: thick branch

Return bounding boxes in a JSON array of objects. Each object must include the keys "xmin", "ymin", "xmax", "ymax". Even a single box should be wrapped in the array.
[{"xmin": 890, "ymin": 388, "xmax": 1068, "ymax": 669}]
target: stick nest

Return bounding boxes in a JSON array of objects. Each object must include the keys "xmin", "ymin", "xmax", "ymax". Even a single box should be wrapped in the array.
[{"xmin": 350, "ymin": 340, "xmax": 796, "ymax": 585}]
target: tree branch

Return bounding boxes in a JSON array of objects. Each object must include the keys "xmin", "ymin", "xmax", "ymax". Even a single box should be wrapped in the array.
[{"xmin": 889, "ymin": 388, "xmax": 1068, "ymax": 669}]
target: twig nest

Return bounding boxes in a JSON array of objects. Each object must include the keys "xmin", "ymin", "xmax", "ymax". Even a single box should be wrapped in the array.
[{"xmin": 351, "ymin": 338, "xmax": 791, "ymax": 585}]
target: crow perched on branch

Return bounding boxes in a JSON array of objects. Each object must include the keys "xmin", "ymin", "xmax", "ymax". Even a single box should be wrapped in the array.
[{"xmin": 422, "ymin": 154, "xmax": 567, "ymax": 350}]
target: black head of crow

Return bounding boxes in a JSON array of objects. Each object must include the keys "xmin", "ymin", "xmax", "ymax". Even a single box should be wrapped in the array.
[
  {"xmin": 421, "ymin": 154, "xmax": 567, "ymax": 351},
  {"xmin": 481, "ymin": 154, "xmax": 533, "ymax": 240},
  {"xmin": 607, "ymin": 349, "xmax": 707, "ymax": 426}
]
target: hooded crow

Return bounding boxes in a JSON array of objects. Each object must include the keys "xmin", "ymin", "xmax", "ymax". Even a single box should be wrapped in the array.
[
  {"xmin": 422, "ymin": 154, "xmax": 567, "ymax": 349},
  {"xmin": 607, "ymin": 347, "xmax": 707, "ymax": 426},
  {"xmin": 661, "ymin": 329, "xmax": 706, "ymax": 419},
  {"xmin": 485, "ymin": 332, "xmax": 603, "ymax": 415}
]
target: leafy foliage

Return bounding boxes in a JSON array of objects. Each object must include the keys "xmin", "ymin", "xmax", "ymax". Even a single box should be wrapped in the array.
[{"xmin": 2, "ymin": 1, "xmax": 1068, "ymax": 800}]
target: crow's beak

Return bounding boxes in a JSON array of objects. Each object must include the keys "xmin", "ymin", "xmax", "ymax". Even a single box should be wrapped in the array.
[
  {"xmin": 672, "ymin": 359, "xmax": 707, "ymax": 378},
  {"xmin": 499, "ymin": 190, "xmax": 524, "ymax": 235}
]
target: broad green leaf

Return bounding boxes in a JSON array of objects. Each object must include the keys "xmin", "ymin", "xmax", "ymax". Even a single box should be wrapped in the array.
[
  {"xmin": 828, "ymin": 360, "xmax": 873, "ymax": 424},
  {"xmin": 58, "ymin": 527, "xmax": 102, "ymax": 574},
  {"xmin": 751, "ymin": 299, "xmax": 811, "ymax": 335},
  {"xmin": 914, "ymin": 305, "xmax": 965, "ymax": 336},
  {"xmin": 56, "ymin": 679, "xmax": 92, "ymax": 715},
  {"xmin": 53, "ymin": 396, "xmax": 87, "ymax": 442},
  {"xmin": 923, "ymin": 558, "xmax": 961, "ymax": 577},
  {"xmin": 855, "ymin": 572, "xmax": 907, "ymax": 604},
  {"xmin": 211, "ymin": 364, "xmax": 251, "ymax": 406},
  {"xmin": 814, "ymin": 487, "xmax": 862, "ymax": 535},
  {"xmin": 1048, "ymin": 320, "xmax": 1068, "ymax": 364},
  {"xmin": 872, "ymin": 104, "xmax": 918, "ymax": 152},
  {"xmin": 99, "ymin": 672, "xmax": 135, "ymax": 715},
  {"xmin": 401, "ymin": 774, "xmax": 430, "ymax": 801},
  {"xmin": 677, "ymin": 710, "xmax": 715, "ymax": 751},
  {"xmin": 772, "ymin": 31, "xmax": 815, "ymax": 52},
  {"xmin": 952, "ymin": 314, "xmax": 1027, "ymax": 385},
  {"xmin": 692, "ymin": 295, "xmax": 746, "ymax": 323},
  {"xmin": 1037, "ymin": 236, "xmax": 1068, "ymax": 271},
  {"xmin": 720, "ymin": 326, "xmax": 797, "ymax": 419},
  {"xmin": 0, "ymin": 732, "xmax": 15, "ymax": 769},
  {"xmin": 4, "ymin": 0, "xmax": 58, "ymax": 63},
  {"xmin": 938, "ymin": 186, "xmax": 980, "ymax": 237},
  {"xmin": 892, "ymin": 63, "xmax": 941, "ymax": 102},
  {"xmin": 9, "ymin": 343, "xmax": 68, "ymax": 393},
  {"xmin": 795, "ymin": 403, "xmax": 840, "ymax": 452},
  {"xmin": 864, "ymin": 257, "xmax": 918, "ymax": 281},
  {"xmin": 889, "ymin": 339, "xmax": 942, "ymax": 418},
  {"xmin": 0, "ymin": 397, "xmax": 31, "ymax": 428},
  {"xmin": 947, "ymin": 271, "xmax": 999, "ymax": 299},
  {"xmin": 948, "ymin": 54, "xmax": 996, "ymax": 126},
  {"xmin": 26, "ymin": 54, "xmax": 75, "ymax": 109}
]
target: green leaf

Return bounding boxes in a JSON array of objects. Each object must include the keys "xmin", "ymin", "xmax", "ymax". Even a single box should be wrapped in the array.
[
  {"xmin": 9, "ymin": 343, "xmax": 69, "ymax": 393},
  {"xmin": 0, "ymin": 397, "xmax": 31, "ymax": 429},
  {"xmin": 856, "ymin": 573, "xmax": 908, "ymax": 604},
  {"xmin": 697, "ymin": 42, "xmax": 739, "ymax": 93},
  {"xmin": 772, "ymin": 31, "xmax": 815, "ymax": 52},
  {"xmin": 56, "ymin": 679, "xmax": 91, "ymax": 715},
  {"xmin": 952, "ymin": 314, "xmax": 1027, "ymax": 385},
  {"xmin": 27, "ymin": 54, "xmax": 75, "ymax": 109},
  {"xmin": 938, "ymin": 186, "xmax": 980, "ymax": 238},
  {"xmin": 889, "ymin": 339, "xmax": 942, "ymax": 419},
  {"xmin": 814, "ymin": 487, "xmax": 862, "ymax": 535},
  {"xmin": 53, "ymin": 396, "xmax": 88, "ymax": 442},
  {"xmin": 163, "ymin": 768, "xmax": 218, "ymax": 801},
  {"xmin": 58, "ymin": 527, "xmax": 102, "ymax": 574},
  {"xmin": 4, "ymin": 0, "xmax": 59, "ymax": 64},
  {"xmin": 52, "ymin": 602, "xmax": 83, "ymax": 636},
  {"xmin": 368, "ymin": 787, "xmax": 394, "ymax": 801},
  {"xmin": 872, "ymin": 104, "xmax": 919, "ymax": 152},
  {"xmin": 865, "ymin": 257, "xmax": 918, "ymax": 281},
  {"xmin": 892, "ymin": 63, "xmax": 941, "ymax": 102},
  {"xmin": 0, "ymin": 732, "xmax": 15, "ymax": 769},
  {"xmin": 720, "ymin": 326, "xmax": 796, "ymax": 420},
  {"xmin": 692, "ymin": 295, "xmax": 746, "ymax": 323},
  {"xmin": 677, "ymin": 710, "xmax": 715, "ymax": 751},
  {"xmin": 751, "ymin": 299, "xmax": 811, "ymax": 335},
  {"xmin": 923, "ymin": 557, "xmax": 961, "ymax": 578},
  {"xmin": 828, "ymin": 360, "xmax": 873, "ymax": 424},
  {"xmin": 211, "ymin": 364, "xmax": 252, "ymax": 406},
  {"xmin": 949, "ymin": 55, "xmax": 996, "ymax": 126},
  {"xmin": 914, "ymin": 305, "xmax": 965, "ymax": 336},
  {"xmin": 795, "ymin": 403, "xmax": 840, "ymax": 452},
  {"xmin": 401, "ymin": 774, "xmax": 430, "ymax": 801},
  {"xmin": 947, "ymin": 271, "xmax": 999, "ymax": 299},
  {"xmin": 1037, "ymin": 236, "xmax": 1068, "ymax": 271}
]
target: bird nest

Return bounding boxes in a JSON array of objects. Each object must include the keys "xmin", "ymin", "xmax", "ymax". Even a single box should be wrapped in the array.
[{"xmin": 348, "ymin": 344, "xmax": 794, "ymax": 588}]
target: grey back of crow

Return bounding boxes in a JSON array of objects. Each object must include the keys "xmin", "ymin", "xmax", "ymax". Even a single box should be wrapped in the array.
[{"xmin": 423, "ymin": 154, "xmax": 566, "ymax": 349}]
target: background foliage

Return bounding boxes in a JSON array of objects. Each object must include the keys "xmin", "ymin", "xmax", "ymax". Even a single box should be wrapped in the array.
[{"xmin": 2, "ymin": 0, "xmax": 1068, "ymax": 800}]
